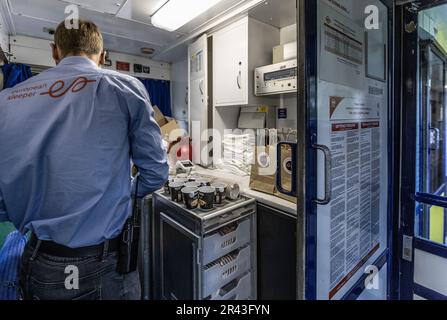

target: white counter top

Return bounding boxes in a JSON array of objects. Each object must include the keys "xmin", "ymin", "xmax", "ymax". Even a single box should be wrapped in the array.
[{"xmin": 193, "ymin": 166, "xmax": 297, "ymax": 216}]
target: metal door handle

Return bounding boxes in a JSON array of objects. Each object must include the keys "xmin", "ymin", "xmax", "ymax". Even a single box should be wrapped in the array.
[
  {"xmin": 237, "ymin": 71, "xmax": 242, "ymax": 89},
  {"xmin": 313, "ymin": 144, "xmax": 332, "ymax": 205}
]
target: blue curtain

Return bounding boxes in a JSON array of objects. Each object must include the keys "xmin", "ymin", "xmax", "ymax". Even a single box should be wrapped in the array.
[
  {"xmin": 139, "ymin": 78, "xmax": 172, "ymax": 117},
  {"xmin": 1, "ymin": 64, "xmax": 33, "ymax": 89}
]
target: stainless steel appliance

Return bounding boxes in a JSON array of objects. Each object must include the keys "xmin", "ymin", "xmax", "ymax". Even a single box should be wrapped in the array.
[
  {"xmin": 152, "ymin": 189, "xmax": 257, "ymax": 300},
  {"xmin": 254, "ymin": 59, "xmax": 297, "ymax": 96}
]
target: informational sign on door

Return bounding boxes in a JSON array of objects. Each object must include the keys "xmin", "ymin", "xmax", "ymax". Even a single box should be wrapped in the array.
[
  {"xmin": 316, "ymin": 81, "xmax": 387, "ymax": 300},
  {"xmin": 315, "ymin": 0, "xmax": 389, "ymax": 300},
  {"xmin": 323, "ymin": 0, "xmax": 353, "ymax": 17},
  {"xmin": 329, "ymin": 96, "xmax": 380, "ymax": 121},
  {"xmin": 327, "ymin": 120, "xmax": 382, "ymax": 299},
  {"xmin": 319, "ymin": 2, "xmax": 365, "ymax": 90}
]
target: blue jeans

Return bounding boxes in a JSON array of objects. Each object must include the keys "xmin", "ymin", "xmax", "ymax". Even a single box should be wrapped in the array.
[{"xmin": 19, "ymin": 241, "xmax": 141, "ymax": 300}]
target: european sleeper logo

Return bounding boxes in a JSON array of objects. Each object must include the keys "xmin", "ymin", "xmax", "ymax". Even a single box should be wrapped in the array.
[{"xmin": 40, "ymin": 77, "xmax": 96, "ymax": 98}]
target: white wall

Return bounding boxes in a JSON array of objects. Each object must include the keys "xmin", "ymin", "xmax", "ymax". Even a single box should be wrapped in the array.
[
  {"xmin": 280, "ymin": 24, "xmax": 297, "ymax": 44},
  {"xmin": 277, "ymin": 24, "xmax": 297, "ymax": 130},
  {"xmin": 0, "ymin": 11, "xmax": 8, "ymax": 90},
  {"xmin": 414, "ymin": 250, "xmax": 447, "ymax": 297},
  {"xmin": 170, "ymin": 58, "xmax": 188, "ymax": 128},
  {"xmin": 9, "ymin": 35, "xmax": 170, "ymax": 80},
  {"xmin": 104, "ymin": 51, "xmax": 170, "ymax": 80},
  {"xmin": 0, "ymin": 11, "xmax": 8, "ymax": 55}
]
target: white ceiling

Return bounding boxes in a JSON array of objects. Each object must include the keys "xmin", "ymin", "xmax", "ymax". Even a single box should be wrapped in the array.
[
  {"xmin": 1, "ymin": 0, "xmax": 297, "ymax": 62},
  {"xmin": 61, "ymin": 0, "xmax": 128, "ymax": 15},
  {"xmin": 248, "ymin": 0, "xmax": 296, "ymax": 29}
]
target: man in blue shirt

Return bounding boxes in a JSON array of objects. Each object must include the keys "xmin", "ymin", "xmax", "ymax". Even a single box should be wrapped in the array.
[{"xmin": 0, "ymin": 20, "xmax": 168, "ymax": 300}]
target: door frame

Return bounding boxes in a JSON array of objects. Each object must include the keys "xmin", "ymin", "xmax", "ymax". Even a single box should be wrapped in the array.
[
  {"xmin": 418, "ymin": 39, "xmax": 447, "ymax": 240},
  {"xmin": 298, "ymin": 0, "xmax": 396, "ymax": 300},
  {"xmin": 398, "ymin": 0, "xmax": 447, "ymax": 300}
]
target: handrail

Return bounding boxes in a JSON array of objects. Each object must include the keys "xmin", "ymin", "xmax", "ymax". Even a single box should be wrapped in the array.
[{"xmin": 412, "ymin": 192, "xmax": 447, "ymax": 208}]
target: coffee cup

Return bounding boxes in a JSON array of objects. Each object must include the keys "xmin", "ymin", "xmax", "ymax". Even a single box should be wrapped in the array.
[
  {"xmin": 185, "ymin": 181, "xmax": 201, "ymax": 188},
  {"xmin": 211, "ymin": 182, "xmax": 227, "ymax": 206},
  {"xmin": 164, "ymin": 176, "xmax": 175, "ymax": 194},
  {"xmin": 199, "ymin": 186, "xmax": 216, "ymax": 210},
  {"xmin": 196, "ymin": 179, "xmax": 212, "ymax": 187},
  {"xmin": 182, "ymin": 187, "xmax": 199, "ymax": 210},
  {"xmin": 169, "ymin": 181, "xmax": 185, "ymax": 203}
]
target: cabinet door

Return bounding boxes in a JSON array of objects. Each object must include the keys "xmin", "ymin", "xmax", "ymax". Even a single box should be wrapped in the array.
[
  {"xmin": 213, "ymin": 19, "xmax": 248, "ymax": 106},
  {"xmin": 257, "ymin": 204, "xmax": 297, "ymax": 300},
  {"xmin": 159, "ymin": 212, "xmax": 200, "ymax": 300},
  {"xmin": 189, "ymin": 34, "xmax": 211, "ymax": 166}
]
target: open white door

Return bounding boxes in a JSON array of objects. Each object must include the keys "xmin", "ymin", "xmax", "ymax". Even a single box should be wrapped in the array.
[{"xmin": 188, "ymin": 34, "xmax": 212, "ymax": 167}]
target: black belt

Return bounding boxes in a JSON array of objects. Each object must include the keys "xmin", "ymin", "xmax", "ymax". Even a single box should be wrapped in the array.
[{"xmin": 29, "ymin": 234, "xmax": 120, "ymax": 258}]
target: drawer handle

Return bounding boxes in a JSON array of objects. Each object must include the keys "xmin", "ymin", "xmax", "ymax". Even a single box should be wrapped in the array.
[
  {"xmin": 223, "ymin": 265, "xmax": 237, "ymax": 279},
  {"xmin": 221, "ymin": 237, "xmax": 237, "ymax": 249}
]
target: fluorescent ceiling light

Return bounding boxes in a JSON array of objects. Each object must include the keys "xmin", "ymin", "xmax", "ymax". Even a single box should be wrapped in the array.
[{"xmin": 152, "ymin": 0, "xmax": 225, "ymax": 32}]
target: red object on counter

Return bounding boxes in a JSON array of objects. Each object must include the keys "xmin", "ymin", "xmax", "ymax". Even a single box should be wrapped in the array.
[{"xmin": 169, "ymin": 136, "xmax": 192, "ymax": 162}]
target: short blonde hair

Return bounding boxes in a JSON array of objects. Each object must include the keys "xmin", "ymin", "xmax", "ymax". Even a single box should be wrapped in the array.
[{"xmin": 54, "ymin": 19, "xmax": 103, "ymax": 57}]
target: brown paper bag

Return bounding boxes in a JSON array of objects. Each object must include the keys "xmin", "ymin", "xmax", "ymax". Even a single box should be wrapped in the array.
[
  {"xmin": 249, "ymin": 145, "xmax": 277, "ymax": 196},
  {"xmin": 249, "ymin": 144, "xmax": 297, "ymax": 204},
  {"xmin": 274, "ymin": 144, "xmax": 297, "ymax": 204}
]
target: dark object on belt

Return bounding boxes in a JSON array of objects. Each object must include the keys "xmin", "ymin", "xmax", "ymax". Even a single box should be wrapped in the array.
[
  {"xmin": 117, "ymin": 177, "xmax": 141, "ymax": 275},
  {"xmin": 29, "ymin": 234, "xmax": 120, "ymax": 258}
]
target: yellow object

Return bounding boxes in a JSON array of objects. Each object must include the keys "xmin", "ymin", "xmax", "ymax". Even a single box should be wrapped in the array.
[
  {"xmin": 257, "ymin": 106, "xmax": 268, "ymax": 113},
  {"xmin": 429, "ymin": 205, "xmax": 445, "ymax": 244},
  {"xmin": 436, "ymin": 24, "xmax": 447, "ymax": 53}
]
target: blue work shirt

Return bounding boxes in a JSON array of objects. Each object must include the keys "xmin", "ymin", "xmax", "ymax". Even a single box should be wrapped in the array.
[{"xmin": 0, "ymin": 56, "xmax": 169, "ymax": 248}]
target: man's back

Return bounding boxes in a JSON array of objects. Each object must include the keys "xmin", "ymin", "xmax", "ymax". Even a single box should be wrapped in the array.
[{"xmin": 0, "ymin": 56, "xmax": 168, "ymax": 248}]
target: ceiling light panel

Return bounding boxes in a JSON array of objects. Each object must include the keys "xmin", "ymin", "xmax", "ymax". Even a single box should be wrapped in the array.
[{"xmin": 151, "ymin": 0, "xmax": 225, "ymax": 32}]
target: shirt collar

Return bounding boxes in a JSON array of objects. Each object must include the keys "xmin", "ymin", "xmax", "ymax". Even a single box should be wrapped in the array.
[{"xmin": 58, "ymin": 56, "xmax": 99, "ymax": 68}]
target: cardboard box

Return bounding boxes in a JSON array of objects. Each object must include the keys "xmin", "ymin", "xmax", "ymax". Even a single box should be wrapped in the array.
[
  {"xmin": 273, "ymin": 42, "xmax": 297, "ymax": 64},
  {"xmin": 152, "ymin": 106, "xmax": 181, "ymax": 140},
  {"xmin": 161, "ymin": 118, "xmax": 181, "ymax": 141},
  {"xmin": 153, "ymin": 105, "xmax": 167, "ymax": 127}
]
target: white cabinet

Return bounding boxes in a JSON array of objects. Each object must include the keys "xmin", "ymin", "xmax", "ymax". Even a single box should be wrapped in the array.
[
  {"xmin": 213, "ymin": 17, "xmax": 279, "ymax": 107},
  {"xmin": 189, "ymin": 34, "xmax": 212, "ymax": 166}
]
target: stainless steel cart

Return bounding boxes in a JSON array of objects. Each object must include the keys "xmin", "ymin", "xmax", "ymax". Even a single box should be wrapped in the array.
[{"xmin": 152, "ymin": 192, "xmax": 257, "ymax": 300}]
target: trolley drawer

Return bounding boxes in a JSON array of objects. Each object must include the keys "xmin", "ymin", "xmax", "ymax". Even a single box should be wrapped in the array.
[
  {"xmin": 208, "ymin": 272, "xmax": 252, "ymax": 300},
  {"xmin": 202, "ymin": 246, "xmax": 251, "ymax": 298},
  {"xmin": 203, "ymin": 219, "xmax": 251, "ymax": 265}
]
